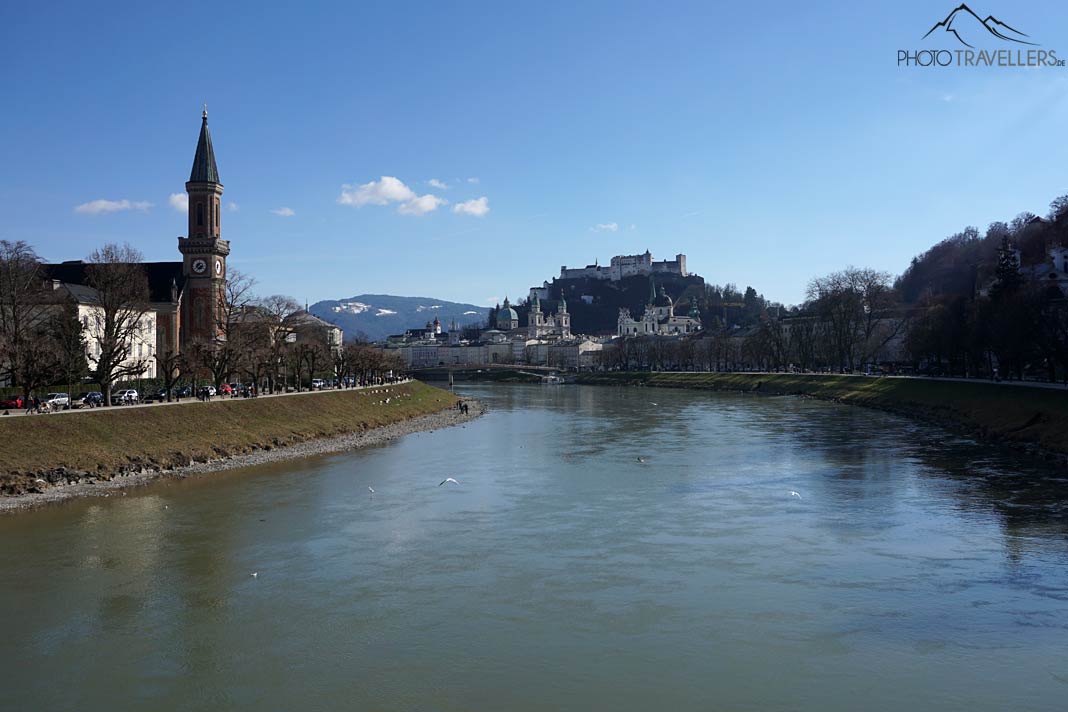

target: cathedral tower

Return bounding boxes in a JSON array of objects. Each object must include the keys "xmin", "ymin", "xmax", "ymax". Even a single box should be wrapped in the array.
[{"xmin": 178, "ymin": 107, "xmax": 230, "ymax": 345}]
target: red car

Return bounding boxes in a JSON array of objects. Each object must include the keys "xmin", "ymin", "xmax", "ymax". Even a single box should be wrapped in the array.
[{"xmin": 0, "ymin": 396, "xmax": 24, "ymax": 409}]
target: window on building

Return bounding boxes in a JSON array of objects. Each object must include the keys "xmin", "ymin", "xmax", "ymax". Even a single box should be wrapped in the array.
[
  {"xmin": 197, "ymin": 203, "xmax": 204, "ymax": 227},
  {"xmin": 216, "ymin": 200, "xmax": 220, "ymax": 228}
]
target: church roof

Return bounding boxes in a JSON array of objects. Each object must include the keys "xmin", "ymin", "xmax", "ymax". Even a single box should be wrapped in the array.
[
  {"xmin": 43, "ymin": 261, "xmax": 185, "ymax": 304},
  {"xmin": 189, "ymin": 109, "xmax": 220, "ymax": 184}
]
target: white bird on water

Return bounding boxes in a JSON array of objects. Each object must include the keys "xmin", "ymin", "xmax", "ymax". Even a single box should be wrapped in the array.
[
  {"xmin": 636, "ymin": 457, "xmax": 646, "ymax": 463},
  {"xmin": 439, "ymin": 477, "xmax": 460, "ymax": 487},
  {"xmin": 250, "ymin": 572, "xmax": 258, "ymax": 578},
  {"xmin": 368, "ymin": 486, "xmax": 375, "ymax": 494},
  {"xmin": 789, "ymin": 491, "xmax": 802, "ymax": 499}
]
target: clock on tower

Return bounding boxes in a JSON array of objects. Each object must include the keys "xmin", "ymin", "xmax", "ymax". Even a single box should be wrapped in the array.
[{"xmin": 177, "ymin": 107, "xmax": 230, "ymax": 345}]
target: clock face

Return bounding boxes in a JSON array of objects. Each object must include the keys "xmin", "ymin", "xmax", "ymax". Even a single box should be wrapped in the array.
[
  {"xmin": 215, "ymin": 259, "xmax": 223, "ymax": 276},
  {"xmin": 191, "ymin": 258, "xmax": 207, "ymax": 274}
]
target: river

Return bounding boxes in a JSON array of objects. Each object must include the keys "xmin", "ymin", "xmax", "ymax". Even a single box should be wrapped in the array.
[{"xmin": 2, "ymin": 384, "xmax": 1067, "ymax": 710}]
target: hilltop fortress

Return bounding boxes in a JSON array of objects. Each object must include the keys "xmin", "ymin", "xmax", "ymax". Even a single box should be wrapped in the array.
[{"xmin": 558, "ymin": 250, "xmax": 687, "ymax": 282}]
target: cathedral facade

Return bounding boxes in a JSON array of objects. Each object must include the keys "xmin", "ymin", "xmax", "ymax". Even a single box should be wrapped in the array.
[{"xmin": 617, "ymin": 280, "xmax": 702, "ymax": 337}]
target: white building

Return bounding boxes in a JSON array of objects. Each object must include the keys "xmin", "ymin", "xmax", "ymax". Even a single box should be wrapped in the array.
[
  {"xmin": 618, "ymin": 282, "xmax": 702, "ymax": 337},
  {"xmin": 49, "ymin": 281, "xmax": 159, "ymax": 379}
]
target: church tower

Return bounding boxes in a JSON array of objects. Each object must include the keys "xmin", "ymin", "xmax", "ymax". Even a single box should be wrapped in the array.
[{"xmin": 178, "ymin": 107, "xmax": 230, "ymax": 345}]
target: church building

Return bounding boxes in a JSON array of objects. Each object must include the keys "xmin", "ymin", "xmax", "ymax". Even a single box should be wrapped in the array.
[{"xmin": 44, "ymin": 109, "xmax": 232, "ymax": 365}]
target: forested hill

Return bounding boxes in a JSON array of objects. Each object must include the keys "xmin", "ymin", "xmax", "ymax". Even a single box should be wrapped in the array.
[{"xmin": 896, "ymin": 202, "xmax": 1068, "ymax": 304}]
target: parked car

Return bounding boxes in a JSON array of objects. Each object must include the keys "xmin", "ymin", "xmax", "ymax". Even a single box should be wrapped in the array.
[
  {"xmin": 311, "ymin": 378, "xmax": 325, "ymax": 389},
  {"xmin": 143, "ymin": 388, "xmax": 170, "ymax": 403},
  {"xmin": 45, "ymin": 393, "xmax": 71, "ymax": 409},
  {"xmin": 76, "ymin": 391, "xmax": 104, "ymax": 408},
  {"xmin": 219, "ymin": 383, "xmax": 233, "ymax": 395},
  {"xmin": 0, "ymin": 395, "xmax": 24, "ymax": 409},
  {"xmin": 114, "ymin": 389, "xmax": 139, "ymax": 404},
  {"xmin": 175, "ymin": 386, "xmax": 194, "ymax": 399},
  {"xmin": 198, "ymin": 385, "xmax": 217, "ymax": 398}
]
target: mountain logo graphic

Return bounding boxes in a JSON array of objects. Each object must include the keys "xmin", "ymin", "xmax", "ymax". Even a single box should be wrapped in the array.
[{"xmin": 922, "ymin": 4, "xmax": 1038, "ymax": 48}]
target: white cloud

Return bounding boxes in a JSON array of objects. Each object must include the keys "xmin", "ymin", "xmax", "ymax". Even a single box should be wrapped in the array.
[
  {"xmin": 74, "ymin": 199, "xmax": 152, "ymax": 215},
  {"xmin": 630, "ymin": 224, "xmax": 637, "ymax": 230},
  {"xmin": 398, "ymin": 194, "xmax": 447, "ymax": 216},
  {"xmin": 168, "ymin": 193, "xmax": 188, "ymax": 212},
  {"xmin": 591, "ymin": 222, "xmax": 619, "ymax": 232},
  {"xmin": 338, "ymin": 176, "xmax": 416, "ymax": 207},
  {"xmin": 338, "ymin": 176, "xmax": 445, "ymax": 215},
  {"xmin": 453, "ymin": 196, "xmax": 490, "ymax": 217},
  {"xmin": 428, "ymin": 178, "xmax": 448, "ymax": 189},
  {"xmin": 271, "ymin": 207, "xmax": 295, "ymax": 217},
  {"xmin": 467, "ymin": 177, "xmax": 480, "ymax": 184},
  {"xmin": 227, "ymin": 202, "xmax": 240, "ymax": 212}
]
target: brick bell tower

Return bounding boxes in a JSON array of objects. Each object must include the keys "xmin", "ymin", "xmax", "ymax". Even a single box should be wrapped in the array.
[{"xmin": 178, "ymin": 106, "xmax": 230, "ymax": 346}]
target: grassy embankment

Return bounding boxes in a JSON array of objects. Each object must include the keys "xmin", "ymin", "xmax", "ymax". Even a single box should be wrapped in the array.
[
  {"xmin": 576, "ymin": 372, "xmax": 1068, "ymax": 456},
  {"xmin": 0, "ymin": 381, "xmax": 456, "ymax": 489}
]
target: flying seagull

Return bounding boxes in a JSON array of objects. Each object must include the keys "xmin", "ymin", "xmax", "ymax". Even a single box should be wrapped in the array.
[
  {"xmin": 439, "ymin": 477, "xmax": 460, "ymax": 487},
  {"xmin": 789, "ymin": 491, "xmax": 802, "ymax": 499}
]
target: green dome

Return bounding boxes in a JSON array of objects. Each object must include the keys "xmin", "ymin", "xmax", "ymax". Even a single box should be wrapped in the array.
[{"xmin": 497, "ymin": 307, "xmax": 518, "ymax": 325}]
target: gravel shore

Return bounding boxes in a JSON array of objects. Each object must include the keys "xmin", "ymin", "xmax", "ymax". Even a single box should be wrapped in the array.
[{"xmin": 0, "ymin": 400, "xmax": 484, "ymax": 513}]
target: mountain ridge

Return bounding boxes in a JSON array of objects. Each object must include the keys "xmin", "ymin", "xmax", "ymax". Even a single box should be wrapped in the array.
[{"xmin": 308, "ymin": 294, "xmax": 489, "ymax": 342}]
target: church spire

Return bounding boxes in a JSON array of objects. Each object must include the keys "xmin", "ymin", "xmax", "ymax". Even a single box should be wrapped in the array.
[{"xmin": 189, "ymin": 106, "xmax": 220, "ymax": 184}]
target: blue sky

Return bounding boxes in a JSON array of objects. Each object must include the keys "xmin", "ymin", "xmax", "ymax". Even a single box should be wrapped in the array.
[{"xmin": 3, "ymin": 1, "xmax": 1067, "ymax": 307}]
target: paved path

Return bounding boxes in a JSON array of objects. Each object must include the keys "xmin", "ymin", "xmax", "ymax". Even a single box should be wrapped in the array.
[{"xmin": 0, "ymin": 380, "xmax": 414, "ymax": 418}]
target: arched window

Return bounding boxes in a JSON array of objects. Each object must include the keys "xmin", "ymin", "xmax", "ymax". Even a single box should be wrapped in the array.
[
  {"xmin": 197, "ymin": 203, "xmax": 204, "ymax": 227},
  {"xmin": 215, "ymin": 200, "xmax": 220, "ymax": 229}
]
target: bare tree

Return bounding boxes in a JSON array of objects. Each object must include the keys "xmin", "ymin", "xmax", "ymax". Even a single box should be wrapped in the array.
[
  {"xmin": 155, "ymin": 348, "xmax": 186, "ymax": 402},
  {"xmin": 255, "ymin": 294, "xmax": 301, "ymax": 393},
  {"xmin": 193, "ymin": 268, "xmax": 258, "ymax": 391},
  {"xmin": 85, "ymin": 243, "xmax": 152, "ymax": 406},
  {"xmin": 806, "ymin": 267, "xmax": 898, "ymax": 372},
  {"xmin": 0, "ymin": 240, "xmax": 55, "ymax": 398}
]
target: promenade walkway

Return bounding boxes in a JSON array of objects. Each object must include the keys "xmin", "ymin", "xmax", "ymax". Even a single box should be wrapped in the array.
[{"xmin": 1, "ymin": 379, "xmax": 413, "ymax": 418}]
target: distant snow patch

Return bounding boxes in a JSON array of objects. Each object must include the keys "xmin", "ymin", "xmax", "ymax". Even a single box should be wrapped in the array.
[
  {"xmin": 463, "ymin": 311, "xmax": 477, "ymax": 315},
  {"xmin": 415, "ymin": 305, "xmax": 442, "ymax": 312},
  {"xmin": 375, "ymin": 309, "xmax": 397, "ymax": 317},
  {"xmin": 332, "ymin": 301, "xmax": 371, "ymax": 315}
]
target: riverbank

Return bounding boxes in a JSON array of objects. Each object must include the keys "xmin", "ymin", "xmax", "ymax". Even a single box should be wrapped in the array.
[
  {"xmin": 576, "ymin": 372, "xmax": 1068, "ymax": 462},
  {"xmin": 0, "ymin": 381, "xmax": 481, "ymax": 511}
]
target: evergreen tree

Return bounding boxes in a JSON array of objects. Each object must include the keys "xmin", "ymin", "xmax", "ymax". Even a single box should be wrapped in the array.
[{"xmin": 990, "ymin": 235, "xmax": 1022, "ymax": 301}]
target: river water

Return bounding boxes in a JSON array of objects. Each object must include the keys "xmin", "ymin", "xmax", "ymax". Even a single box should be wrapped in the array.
[{"xmin": 2, "ymin": 384, "xmax": 1067, "ymax": 710}]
